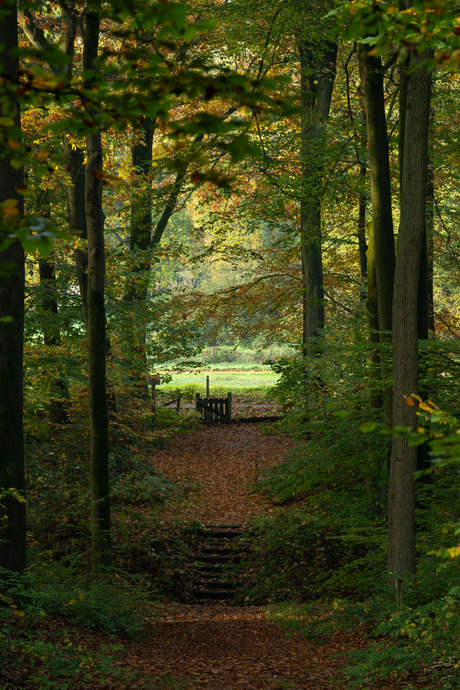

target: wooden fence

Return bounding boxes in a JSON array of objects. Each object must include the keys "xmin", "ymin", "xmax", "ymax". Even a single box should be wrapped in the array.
[{"xmin": 195, "ymin": 392, "xmax": 232, "ymax": 425}]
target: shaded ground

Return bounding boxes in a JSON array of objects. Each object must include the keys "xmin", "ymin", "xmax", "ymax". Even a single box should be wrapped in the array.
[
  {"xmin": 126, "ymin": 604, "xmax": 368, "ymax": 689},
  {"xmin": 154, "ymin": 423, "xmax": 292, "ymax": 525}
]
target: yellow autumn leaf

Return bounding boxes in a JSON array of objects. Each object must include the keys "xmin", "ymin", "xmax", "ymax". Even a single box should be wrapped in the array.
[
  {"xmin": 2, "ymin": 198, "xmax": 18, "ymax": 208},
  {"xmin": 419, "ymin": 401, "xmax": 435, "ymax": 413}
]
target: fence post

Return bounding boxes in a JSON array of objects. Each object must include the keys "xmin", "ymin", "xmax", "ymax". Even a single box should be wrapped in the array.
[
  {"xmin": 227, "ymin": 392, "xmax": 232, "ymax": 424},
  {"xmin": 150, "ymin": 377, "xmax": 161, "ymax": 429},
  {"xmin": 206, "ymin": 375, "xmax": 209, "ymax": 397}
]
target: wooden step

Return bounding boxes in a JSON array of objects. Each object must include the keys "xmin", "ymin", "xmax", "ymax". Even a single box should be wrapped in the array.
[
  {"xmin": 194, "ymin": 589, "xmax": 234, "ymax": 600},
  {"xmin": 193, "ymin": 580, "xmax": 234, "ymax": 589},
  {"xmin": 199, "ymin": 547, "xmax": 233, "ymax": 556}
]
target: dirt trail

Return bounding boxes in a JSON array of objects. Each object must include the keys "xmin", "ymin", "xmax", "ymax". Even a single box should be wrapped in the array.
[
  {"xmin": 154, "ymin": 423, "xmax": 292, "ymax": 525},
  {"xmin": 127, "ymin": 604, "xmax": 367, "ymax": 689}
]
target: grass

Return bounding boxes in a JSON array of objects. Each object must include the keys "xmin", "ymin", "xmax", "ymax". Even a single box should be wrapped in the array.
[{"xmin": 156, "ymin": 369, "xmax": 279, "ymax": 391}]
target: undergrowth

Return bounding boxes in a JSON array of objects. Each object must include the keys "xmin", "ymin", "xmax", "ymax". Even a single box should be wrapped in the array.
[{"xmin": 240, "ymin": 347, "xmax": 460, "ymax": 689}]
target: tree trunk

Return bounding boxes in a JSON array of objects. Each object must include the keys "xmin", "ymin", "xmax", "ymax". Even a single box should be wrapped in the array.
[
  {"xmin": 0, "ymin": 0, "xmax": 27, "ymax": 578},
  {"xmin": 366, "ymin": 227, "xmax": 383, "ymax": 411},
  {"xmin": 84, "ymin": 6, "xmax": 111, "ymax": 570},
  {"xmin": 124, "ymin": 121, "xmax": 155, "ymax": 396},
  {"xmin": 388, "ymin": 47, "xmax": 433, "ymax": 584},
  {"xmin": 358, "ymin": 46, "xmax": 396, "ymax": 428},
  {"xmin": 64, "ymin": 139, "xmax": 89, "ymax": 326},
  {"xmin": 299, "ymin": 41, "xmax": 337, "ymax": 358},
  {"xmin": 39, "ymin": 253, "xmax": 69, "ymax": 425},
  {"xmin": 358, "ymin": 158, "xmax": 368, "ymax": 287}
]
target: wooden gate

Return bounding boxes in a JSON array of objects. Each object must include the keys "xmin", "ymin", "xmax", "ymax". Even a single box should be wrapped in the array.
[{"xmin": 195, "ymin": 392, "xmax": 232, "ymax": 424}]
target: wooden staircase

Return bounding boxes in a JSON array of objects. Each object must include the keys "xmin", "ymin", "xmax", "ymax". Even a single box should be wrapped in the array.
[{"xmin": 191, "ymin": 524, "xmax": 243, "ymax": 602}]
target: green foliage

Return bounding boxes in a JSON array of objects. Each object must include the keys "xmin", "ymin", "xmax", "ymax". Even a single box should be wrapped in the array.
[
  {"xmin": 342, "ymin": 588, "xmax": 460, "ymax": 689},
  {"xmin": 0, "ymin": 566, "xmax": 145, "ymax": 689},
  {"xmin": 25, "ymin": 564, "xmax": 148, "ymax": 638},
  {"xmin": 229, "ymin": 509, "xmax": 386, "ymax": 604}
]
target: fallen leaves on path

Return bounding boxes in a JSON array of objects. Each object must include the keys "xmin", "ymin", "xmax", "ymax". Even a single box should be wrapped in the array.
[
  {"xmin": 127, "ymin": 603, "xmax": 368, "ymax": 690},
  {"xmin": 153, "ymin": 424, "xmax": 292, "ymax": 525}
]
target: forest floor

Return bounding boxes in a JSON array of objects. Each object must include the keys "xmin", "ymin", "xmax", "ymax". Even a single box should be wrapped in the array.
[{"xmin": 119, "ymin": 421, "xmax": 439, "ymax": 690}]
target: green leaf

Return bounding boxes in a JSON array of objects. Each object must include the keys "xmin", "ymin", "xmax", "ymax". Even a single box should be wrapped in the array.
[
  {"xmin": 360, "ymin": 422, "xmax": 377, "ymax": 433},
  {"xmin": 0, "ymin": 316, "xmax": 13, "ymax": 322},
  {"xmin": 332, "ymin": 410, "xmax": 351, "ymax": 420}
]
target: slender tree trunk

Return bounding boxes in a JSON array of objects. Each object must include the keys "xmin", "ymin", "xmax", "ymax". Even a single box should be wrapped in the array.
[
  {"xmin": 39, "ymin": 253, "xmax": 70, "ymax": 424},
  {"xmin": 358, "ymin": 47, "xmax": 396, "ymax": 428},
  {"xmin": 0, "ymin": 0, "xmax": 27, "ymax": 578},
  {"xmin": 358, "ymin": 159, "xmax": 368, "ymax": 287},
  {"xmin": 299, "ymin": 41, "xmax": 337, "ymax": 358},
  {"xmin": 388, "ymin": 47, "xmax": 433, "ymax": 584},
  {"xmin": 84, "ymin": 6, "xmax": 111, "ymax": 570},
  {"xmin": 124, "ymin": 121, "xmax": 155, "ymax": 396},
  {"xmin": 366, "ymin": 228, "xmax": 383, "ymax": 411},
  {"xmin": 64, "ymin": 140, "xmax": 89, "ymax": 326}
]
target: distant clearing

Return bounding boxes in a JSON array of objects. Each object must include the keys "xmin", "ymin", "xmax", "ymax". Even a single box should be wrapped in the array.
[{"xmin": 157, "ymin": 369, "xmax": 279, "ymax": 391}]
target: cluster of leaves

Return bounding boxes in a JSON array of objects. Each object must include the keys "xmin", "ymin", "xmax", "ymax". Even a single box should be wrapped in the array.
[
  {"xmin": 0, "ymin": 565, "xmax": 147, "ymax": 689},
  {"xmin": 230, "ymin": 509, "xmax": 386, "ymax": 605}
]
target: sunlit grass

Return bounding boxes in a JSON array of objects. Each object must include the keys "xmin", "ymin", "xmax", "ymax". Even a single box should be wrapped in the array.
[{"xmin": 157, "ymin": 369, "xmax": 279, "ymax": 392}]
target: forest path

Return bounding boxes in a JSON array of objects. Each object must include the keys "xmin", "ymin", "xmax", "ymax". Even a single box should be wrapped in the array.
[
  {"xmin": 127, "ymin": 603, "xmax": 367, "ymax": 689},
  {"xmin": 154, "ymin": 423, "xmax": 292, "ymax": 525}
]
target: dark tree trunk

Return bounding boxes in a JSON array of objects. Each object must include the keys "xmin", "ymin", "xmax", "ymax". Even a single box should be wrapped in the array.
[
  {"xmin": 0, "ymin": 0, "xmax": 27, "ymax": 578},
  {"xmin": 366, "ymin": 228, "xmax": 383, "ymax": 411},
  {"xmin": 130, "ymin": 121, "xmax": 154, "ymax": 259},
  {"xmin": 388, "ymin": 47, "xmax": 433, "ymax": 585},
  {"xmin": 64, "ymin": 140, "xmax": 89, "ymax": 327},
  {"xmin": 39, "ymin": 256, "xmax": 60, "ymax": 347},
  {"xmin": 299, "ymin": 41, "xmax": 337, "ymax": 357},
  {"xmin": 84, "ymin": 6, "xmax": 111, "ymax": 570},
  {"xmin": 358, "ymin": 46, "xmax": 396, "ymax": 429},
  {"xmin": 358, "ymin": 158, "xmax": 368, "ymax": 287},
  {"xmin": 125, "ymin": 121, "xmax": 155, "ymax": 397},
  {"xmin": 39, "ymin": 255, "xmax": 69, "ymax": 425}
]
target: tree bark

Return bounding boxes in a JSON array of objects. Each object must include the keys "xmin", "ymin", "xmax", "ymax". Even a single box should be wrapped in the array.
[
  {"xmin": 358, "ymin": 47, "xmax": 395, "ymax": 429},
  {"xmin": 299, "ymin": 41, "xmax": 337, "ymax": 357},
  {"xmin": 388, "ymin": 47, "xmax": 433, "ymax": 583},
  {"xmin": 0, "ymin": 0, "xmax": 27, "ymax": 578},
  {"xmin": 84, "ymin": 5, "xmax": 111, "ymax": 570},
  {"xmin": 366, "ymin": 227, "xmax": 383, "ymax": 411},
  {"xmin": 64, "ymin": 139, "xmax": 88, "ymax": 326}
]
